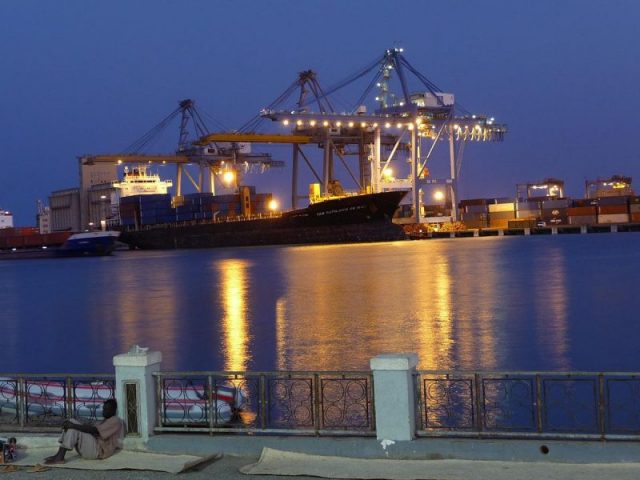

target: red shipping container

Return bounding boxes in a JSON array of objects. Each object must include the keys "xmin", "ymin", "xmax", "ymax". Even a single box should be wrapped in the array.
[
  {"xmin": 598, "ymin": 205, "xmax": 628, "ymax": 215},
  {"xmin": 567, "ymin": 206, "xmax": 597, "ymax": 216}
]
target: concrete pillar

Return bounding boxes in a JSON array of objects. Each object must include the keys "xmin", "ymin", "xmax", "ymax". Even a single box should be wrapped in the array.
[
  {"xmin": 370, "ymin": 353, "xmax": 418, "ymax": 441},
  {"xmin": 113, "ymin": 346, "xmax": 162, "ymax": 442},
  {"xmin": 524, "ymin": 228, "xmax": 531, "ymax": 236},
  {"xmin": 581, "ymin": 225, "xmax": 588, "ymax": 234},
  {"xmin": 611, "ymin": 225, "xmax": 618, "ymax": 233},
  {"xmin": 551, "ymin": 227, "xmax": 558, "ymax": 235}
]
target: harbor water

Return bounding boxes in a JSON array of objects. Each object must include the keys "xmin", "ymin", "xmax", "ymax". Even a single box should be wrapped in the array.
[{"xmin": 1, "ymin": 234, "xmax": 639, "ymax": 374}]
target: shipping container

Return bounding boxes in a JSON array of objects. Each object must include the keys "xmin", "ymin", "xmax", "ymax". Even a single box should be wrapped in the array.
[
  {"xmin": 568, "ymin": 215, "xmax": 597, "ymax": 226},
  {"xmin": 597, "ymin": 196, "xmax": 630, "ymax": 206},
  {"xmin": 568, "ymin": 206, "xmax": 597, "ymax": 216},
  {"xmin": 631, "ymin": 213, "xmax": 640, "ymax": 222},
  {"xmin": 489, "ymin": 211, "xmax": 516, "ymax": 220},
  {"xmin": 489, "ymin": 219, "xmax": 510, "ymax": 229},
  {"xmin": 462, "ymin": 219, "xmax": 487, "ymax": 229},
  {"xmin": 598, "ymin": 205, "xmax": 628, "ymax": 215},
  {"xmin": 464, "ymin": 204, "xmax": 488, "ymax": 214},
  {"xmin": 630, "ymin": 197, "xmax": 640, "ymax": 204},
  {"xmin": 572, "ymin": 199, "xmax": 598, "ymax": 208},
  {"xmin": 542, "ymin": 199, "xmax": 570, "ymax": 209},
  {"xmin": 516, "ymin": 209, "xmax": 539, "ymax": 219},
  {"xmin": 508, "ymin": 219, "xmax": 537, "ymax": 228},
  {"xmin": 460, "ymin": 198, "xmax": 488, "ymax": 207},
  {"xmin": 516, "ymin": 201, "xmax": 541, "ymax": 210},
  {"xmin": 488, "ymin": 202, "xmax": 515, "ymax": 213},
  {"xmin": 597, "ymin": 213, "xmax": 629, "ymax": 224},
  {"xmin": 630, "ymin": 204, "xmax": 640, "ymax": 214}
]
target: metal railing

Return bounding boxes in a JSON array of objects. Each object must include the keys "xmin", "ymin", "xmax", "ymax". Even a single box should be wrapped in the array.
[
  {"xmin": 415, "ymin": 371, "xmax": 640, "ymax": 440},
  {"xmin": 0, "ymin": 375, "xmax": 115, "ymax": 431},
  {"xmin": 154, "ymin": 371, "xmax": 375, "ymax": 435}
]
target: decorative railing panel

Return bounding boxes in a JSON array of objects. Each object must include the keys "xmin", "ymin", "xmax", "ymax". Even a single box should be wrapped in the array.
[
  {"xmin": 155, "ymin": 372, "xmax": 374, "ymax": 435},
  {"xmin": 416, "ymin": 372, "xmax": 640, "ymax": 439},
  {"xmin": 0, "ymin": 375, "xmax": 115, "ymax": 430}
]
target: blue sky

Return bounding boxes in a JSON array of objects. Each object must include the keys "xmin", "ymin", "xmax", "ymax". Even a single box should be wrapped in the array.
[{"xmin": 2, "ymin": 0, "xmax": 639, "ymax": 224}]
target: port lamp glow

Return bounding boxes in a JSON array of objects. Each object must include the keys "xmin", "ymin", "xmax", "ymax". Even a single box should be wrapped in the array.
[
  {"xmin": 268, "ymin": 199, "xmax": 279, "ymax": 211},
  {"xmin": 348, "ymin": 121, "xmax": 354, "ymax": 127},
  {"xmin": 282, "ymin": 120, "xmax": 289, "ymax": 126},
  {"xmin": 382, "ymin": 167, "xmax": 394, "ymax": 180},
  {"xmin": 309, "ymin": 120, "xmax": 316, "ymax": 126},
  {"xmin": 433, "ymin": 190, "xmax": 445, "ymax": 202},
  {"xmin": 323, "ymin": 120, "xmax": 329, "ymax": 127},
  {"xmin": 223, "ymin": 170, "xmax": 235, "ymax": 185}
]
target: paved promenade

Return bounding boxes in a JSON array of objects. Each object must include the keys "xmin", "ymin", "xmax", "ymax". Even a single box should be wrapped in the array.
[{"xmin": 3, "ymin": 433, "xmax": 640, "ymax": 479}]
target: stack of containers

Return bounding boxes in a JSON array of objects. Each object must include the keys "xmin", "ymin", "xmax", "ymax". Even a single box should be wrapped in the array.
[
  {"xmin": 252, "ymin": 193, "xmax": 273, "ymax": 214},
  {"xmin": 0, "ymin": 229, "xmax": 71, "ymax": 249},
  {"xmin": 488, "ymin": 199, "xmax": 515, "ymax": 228},
  {"xmin": 119, "ymin": 194, "xmax": 173, "ymax": 226},
  {"xmin": 597, "ymin": 196, "xmax": 629, "ymax": 224},
  {"xmin": 460, "ymin": 199, "xmax": 488, "ymax": 228},
  {"xmin": 630, "ymin": 197, "xmax": 640, "ymax": 223},
  {"xmin": 567, "ymin": 199, "xmax": 598, "ymax": 225},
  {"xmin": 180, "ymin": 193, "xmax": 216, "ymax": 221},
  {"xmin": 541, "ymin": 198, "xmax": 570, "ymax": 225},
  {"xmin": 516, "ymin": 199, "xmax": 541, "ymax": 221}
]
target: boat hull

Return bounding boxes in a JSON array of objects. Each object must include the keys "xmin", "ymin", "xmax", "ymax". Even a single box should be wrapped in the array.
[
  {"xmin": 0, "ymin": 231, "xmax": 120, "ymax": 260},
  {"xmin": 120, "ymin": 191, "xmax": 407, "ymax": 250}
]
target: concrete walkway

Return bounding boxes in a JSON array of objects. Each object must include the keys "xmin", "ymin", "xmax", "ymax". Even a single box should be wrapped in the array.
[{"xmin": 4, "ymin": 433, "xmax": 640, "ymax": 479}]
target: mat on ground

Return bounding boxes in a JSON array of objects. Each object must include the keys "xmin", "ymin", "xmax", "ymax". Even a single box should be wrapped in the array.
[
  {"xmin": 14, "ymin": 447, "xmax": 220, "ymax": 473},
  {"xmin": 239, "ymin": 447, "xmax": 640, "ymax": 480}
]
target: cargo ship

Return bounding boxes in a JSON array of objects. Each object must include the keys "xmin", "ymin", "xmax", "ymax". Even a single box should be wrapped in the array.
[
  {"xmin": 119, "ymin": 189, "xmax": 408, "ymax": 249},
  {"xmin": 0, "ymin": 230, "xmax": 120, "ymax": 260}
]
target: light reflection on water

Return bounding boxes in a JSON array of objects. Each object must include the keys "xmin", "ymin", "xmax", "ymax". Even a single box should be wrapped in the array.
[
  {"xmin": 218, "ymin": 259, "xmax": 250, "ymax": 371},
  {"xmin": 1, "ymin": 234, "xmax": 639, "ymax": 373}
]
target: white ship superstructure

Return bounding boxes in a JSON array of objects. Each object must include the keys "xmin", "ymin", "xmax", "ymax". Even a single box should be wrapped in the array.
[
  {"xmin": 0, "ymin": 209, "xmax": 14, "ymax": 229},
  {"xmin": 113, "ymin": 165, "xmax": 173, "ymax": 197}
]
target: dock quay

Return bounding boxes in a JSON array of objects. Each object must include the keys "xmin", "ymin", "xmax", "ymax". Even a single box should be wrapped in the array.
[{"xmin": 412, "ymin": 222, "xmax": 640, "ymax": 239}]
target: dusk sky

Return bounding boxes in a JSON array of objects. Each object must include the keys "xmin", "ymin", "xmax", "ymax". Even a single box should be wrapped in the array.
[{"xmin": 2, "ymin": 0, "xmax": 639, "ymax": 224}]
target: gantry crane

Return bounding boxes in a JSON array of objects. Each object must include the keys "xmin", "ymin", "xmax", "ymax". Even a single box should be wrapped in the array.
[
  {"xmin": 79, "ymin": 99, "xmax": 283, "ymax": 196},
  {"xmin": 258, "ymin": 48, "xmax": 507, "ymax": 222}
]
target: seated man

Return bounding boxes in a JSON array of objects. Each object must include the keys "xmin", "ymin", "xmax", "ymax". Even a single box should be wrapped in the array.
[{"xmin": 44, "ymin": 398, "xmax": 125, "ymax": 464}]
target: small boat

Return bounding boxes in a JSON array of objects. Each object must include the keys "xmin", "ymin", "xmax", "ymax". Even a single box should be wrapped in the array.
[
  {"xmin": 0, "ymin": 377, "xmax": 243, "ymax": 425},
  {"xmin": 0, "ymin": 231, "xmax": 121, "ymax": 260}
]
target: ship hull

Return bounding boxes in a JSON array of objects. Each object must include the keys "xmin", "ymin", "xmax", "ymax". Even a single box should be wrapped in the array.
[
  {"xmin": 120, "ymin": 191, "xmax": 407, "ymax": 250},
  {"xmin": 0, "ymin": 231, "xmax": 120, "ymax": 260}
]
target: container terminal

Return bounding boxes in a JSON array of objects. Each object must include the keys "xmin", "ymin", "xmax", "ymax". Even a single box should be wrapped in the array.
[{"xmin": 1, "ymin": 48, "xmax": 638, "ymax": 245}]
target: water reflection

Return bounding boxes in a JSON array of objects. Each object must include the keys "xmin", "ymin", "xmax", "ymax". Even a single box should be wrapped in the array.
[
  {"xmin": 534, "ymin": 246, "xmax": 570, "ymax": 369},
  {"xmin": 110, "ymin": 257, "xmax": 179, "ymax": 367},
  {"xmin": 218, "ymin": 259, "xmax": 250, "ymax": 371},
  {"xmin": 276, "ymin": 242, "xmax": 483, "ymax": 371},
  {"xmin": 276, "ymin": 297, "xmax": 287, "ymax": 370},
  {"xmin": 414, "ymin": 254, "xmax": 454, "ymax": 370}
]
